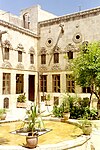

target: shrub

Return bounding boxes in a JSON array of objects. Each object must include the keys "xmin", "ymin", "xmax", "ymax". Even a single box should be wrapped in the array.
[
  {"xmin": 17, "ymin": 93, "xmax": 26, "ymax": 103},
  {"xmin": 68, "ymin": 95, "xmax": 98, "ymax": 120},
  {"xmin": 52, "ymin": 94, "xmax": 99, "ymax": 120},
  {"xmin": 0, "ymin": 108, "xmax": 6, "ymax": 115},
  {"xmin": 52, "ymin": 105, "xmax": 63, "ymax": 118}
]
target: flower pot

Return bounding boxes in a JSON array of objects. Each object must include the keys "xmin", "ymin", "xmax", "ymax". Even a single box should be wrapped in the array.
[
  {"xmin": 0, "ymin": 113, "xmax": 6, "ymax": 120},
  {"xmin": 63, "ymin": 112, "xmax": 70, "ymax": 120},
  {"xmin": 82, "ymin": 125, "xmax": 92, "ymax": 135},
  {"xmin": 26, "ymin": 135, "xmax": 38, "ymax": 148},
  {"xmin": 17, "ymin": 102, "xmax": 27, "ymax": 108}
]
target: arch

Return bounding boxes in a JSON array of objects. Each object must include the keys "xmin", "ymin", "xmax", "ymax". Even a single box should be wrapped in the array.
[
  {"xmin": 17, "ymin": 43, "xmax": 24, "ymax": 51},
  {"xmin": 29, "ymin": 47, "xmax": 35, "ymax": 54},
  {"xmin": 65, "ymin": 43, "xmax": 78, "ymax": 52},
  {"xmin": 29, "ymin": 65, "xmax": 36, "ymax": 71},
  {"xmin": 2, "ymin": 61, "xmax": 12, "ymax": 68},
  {"xmin": 54, "ymin": 46, "xmax": 60, "ymax": 53},
  {"xmin": 40, "ymin": 47, "xmax": 47, "ymax": 55},
  {"xmin": 3, "ymin": 40, "xmax": 12, "ymax": 49},
  {"xmin": 82, "ymin": 41, "xmax": 89, "ymax": 46},
  {"xmin": 16, "ymin": 63, "xmax": 24, "ymax": 70}
]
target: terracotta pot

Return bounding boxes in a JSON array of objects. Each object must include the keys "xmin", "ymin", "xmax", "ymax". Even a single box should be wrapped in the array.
[
  {"xmin": 26, "ymin": 135, "xmax": 38, "ymax": 148},
  {"xmin": 63, "ymin": 112, "xmax": 70, "ymax": 120},
  {"xmin": 82, "ymin": 125, "xmax": 92, "ymax": 135},
  {"xmin": 0, "ymin": 113, "xmax": 6, "ymax": 120}
]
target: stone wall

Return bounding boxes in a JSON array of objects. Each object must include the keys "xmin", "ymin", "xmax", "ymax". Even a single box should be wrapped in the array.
[
  {"xmin": 0, "ymin": 19, "xmax": 38, "ymax": 109},
  {"xmin": 38, "ymin": 7, "xmax": 100, "ymax": 103}
]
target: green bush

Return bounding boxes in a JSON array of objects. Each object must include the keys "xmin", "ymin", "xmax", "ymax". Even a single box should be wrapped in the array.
[
  {"xmin": 68, "ymin": 95, "xmax": 98, "ymax": 120},
  {"xmin": 0, "ymin": 108, "xmax": 6, "ymax": 115},
  {"xmin": 52, "ymin": 94, "xmax": 98, "ymax": 120},
  {"xmin": 52, "ymin": 94, "xmax": 71, "ymax": 118},
  {"xmin": 52, "ymin": 105, "xmax": 63, "ymax": 118},
  {"xmin": 17, "ymin": 94, "xmax": 26, "ymax": 103}
]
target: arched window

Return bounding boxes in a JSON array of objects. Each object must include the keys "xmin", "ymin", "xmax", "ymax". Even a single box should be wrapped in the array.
[
  {"xmin": 3, "ymin": 97, "xmax": 9, "ymax": 108},
  {"xmin": 67, "ymin": 51, "xmax": 73, "ymax": 59},
  {"xmin": 29, "ymin": 47, "xmax": 35, "ymax": 64},
  {"xmin": 17, "ymin": 43, "xmax": 24, "ymax": 62},
  {"xmin": 3, "ymin": 40, "xmax": 12, "ymax": 60},
  {"xmin": 53, "ymin": 46, "xmax": 60, "ymax": 64},
  {"xmin": 54, "ymin": 52, "xmax": 59, "ymax": 63},
  {"xmin": 23, "ymin": 13, "xmax": 30, "ymax": 29},
  {"xmin": 41, "ymin": 54, "xmax": 46, "ymax": 64},
  {"xmin": 40, "ymin": 47, "xmax": 47, "ymax": 65}
]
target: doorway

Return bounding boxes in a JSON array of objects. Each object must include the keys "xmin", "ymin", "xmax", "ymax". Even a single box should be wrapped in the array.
[{"xmin": 28, "ymin": 75, "xmax": 35, "ymax": 101}]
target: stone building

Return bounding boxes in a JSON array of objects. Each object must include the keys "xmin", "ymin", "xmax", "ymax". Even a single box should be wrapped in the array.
[{"xmin": 0, "ymin": 4, "xmax": 100, "ymax": 109}]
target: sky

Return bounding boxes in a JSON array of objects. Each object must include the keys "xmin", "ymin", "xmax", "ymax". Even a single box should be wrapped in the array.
[{"xmin": 0, "ymin": 0, "xmax": 100, "ymax": 16}]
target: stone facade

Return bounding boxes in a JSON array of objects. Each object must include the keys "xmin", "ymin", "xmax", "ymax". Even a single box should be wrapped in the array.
[
  {"xmin": 0, "ymin": 5, "xmax": 100, "ymax": 109},
  {"xmin": 38, "ymin": 7, "xmax": 100, "ymax": 106}
]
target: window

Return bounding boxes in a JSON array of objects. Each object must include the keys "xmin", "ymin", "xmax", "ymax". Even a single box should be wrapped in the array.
[
  {"xmin": 3, "ymin": 97, "xmax": 9, "ymax": 108},
  {"xmin": 40, "ymin": 75, "xmax": 47, "ymax": 92},
  {"xmin": 54, "ymin": 97, "xmax": 59, "ymax": 105},
  {"xmin": 82, "ymin": 87, "xmax": 91, "ymax": 93},
  {"xmin": 23, "ymin": 13, "xmax": 30, "ymax": 29},
  {"xmin": 18, "ymin": 51, "xmax": 22, "ymax": 62},
  {"xmin": 67, "ymin": 51, "xmax": 73, "ymax": 59},
  {"xmin": 2, "ymin": 73, "xmax": 11, "ymax": 94},
  {"xmin": 30, "ymin": 54, "xmax": 34, "ymax": 64},
  {"xmin": 66, "ymin": 74, "xmax": 75, "ymax": 93},
  {"xmin": 52, "ymin": 75, "xmax": 60, "ymax": 92},
  {"xmin": 4, "ymin": 47, "xmax": 9, "ymax": 60},
  {"xmin": 54, "ymin": 53, "xmax": 59, "ymax": 63},
  {"xmin": 41, "ymin": 54, "xmax": 46, "ymax": 64},
  {"xmin": 16, "ymin": 74, "xmax": 24, "ymax": 94}
]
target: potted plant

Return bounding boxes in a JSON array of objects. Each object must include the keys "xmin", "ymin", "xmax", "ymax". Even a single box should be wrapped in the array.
[
  {"xmin": 79, "ymin": 119, "xmax": 92, "ymax": 135},
  {"xmin": 0, "ymin": 108, "xmax": 6, "ymax": 120},
  {"xmin": 17, "ymin": 93, "xmax": 26, "ymax": 108},
  {"xmin": 24, "ymin": 104, "xmax": 44, "ymax": 148},
  {"xmin": 61, "ymin": 95, "xmax": 70, "ymax": 120}
]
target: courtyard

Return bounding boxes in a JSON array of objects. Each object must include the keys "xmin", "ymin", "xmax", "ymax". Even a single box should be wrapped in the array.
[{"xmin": 0, "ymin": 108, "xmax": 99, "ymax": 150}]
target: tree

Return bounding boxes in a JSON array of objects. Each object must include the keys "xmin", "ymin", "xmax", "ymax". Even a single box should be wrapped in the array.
[{"xmin": 71, "ymin": 41, "xmax": 100, "ymax": 116}]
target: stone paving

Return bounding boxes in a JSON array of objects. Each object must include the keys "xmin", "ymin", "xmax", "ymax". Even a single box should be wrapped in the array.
[
  {"xmin": 91, "ymin": 120, "xmax": 100, "ymax": 150},
  {"xmin": 0, "ymin": 109, "xmax": 100, "ymax": 149},
  {"xmin": 67, "ymin": 119, "xmax": 100, "ymax": 150}
]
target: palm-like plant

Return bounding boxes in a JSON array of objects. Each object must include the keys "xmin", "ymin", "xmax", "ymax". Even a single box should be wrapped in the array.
[
  {"xmin": 25, "ymin": 104, "xmax": 44, "ymax": 135},
  {"xmin": 26, "ymin": 105, "xmax": 37, "ymax": 133}
]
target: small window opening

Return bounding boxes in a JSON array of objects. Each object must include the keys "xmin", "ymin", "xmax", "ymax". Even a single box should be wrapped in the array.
[{"xmin": 76, "ymin": 35, "xmax": 80, "ymax": 39}]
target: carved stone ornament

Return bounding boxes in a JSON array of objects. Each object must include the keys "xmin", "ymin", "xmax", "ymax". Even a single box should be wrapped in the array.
[
  {"xmin": 29, "ymin": 47, "xmax": 35, "ymax": 54},
  {"xmin": 39, "ymin": 65, "xmax": 47, "ymax": 71},
  {"xmin": 2, "ymin": 61, "xmax": 12, "ymax": 68},
  {"xmin": 3, "ymin": 40, "xmax": 12, "ymax": 49},
  {"xmin": 72, "ymin": 32, "xmax": 82, "ymax": 43},
  {"xmin": 82, "ymin": 41, "xmax": 89, "ymax": 46},
  {"xmin": 53, "ymin": 46, "xmax": 61, "ymax": 53},
  {"xmin": 39, "ymin": 47, "xmax": 47, "ymax": 55},
  {"xmin": 16, "ymin": 43, "xmax": 24, "ymax": 52},
  {"xmin": 51, "ymin": 64, "xmax": 61, "ymax": 71},
  {"xmin": 29, "ymin": 65, "xmax": 35, "ymax": 71},
  {"xmin": 65, "ymin": 43, "xmax": 78, "ymax": 52},
  {"xmin": 46, "ymin": 38, "xmax": 53, "ymax": 47},
  {"xmin": 16, "ymin": 63, "xmax": 24, "ymax": 70}
]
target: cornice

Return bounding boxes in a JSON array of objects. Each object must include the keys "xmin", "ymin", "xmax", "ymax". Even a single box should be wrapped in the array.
[
  {"xmin": 0, "ymin": 19, "xmax": 39, "ymax": 38},
  {"xmin": 38, "ymin": 7, "xmax": 100, "ymax": 27}
]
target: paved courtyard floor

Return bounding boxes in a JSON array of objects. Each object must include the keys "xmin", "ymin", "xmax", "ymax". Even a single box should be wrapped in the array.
[{"xmin": 0, "ymin": 108, "xmax": 100, "ymax": 149}]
